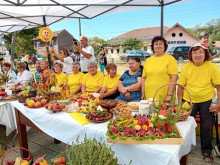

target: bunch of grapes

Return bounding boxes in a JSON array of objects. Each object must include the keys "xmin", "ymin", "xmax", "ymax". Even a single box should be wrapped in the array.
[{"xmin": 20, "ymin": 90, "xmax": 29, "ymax": 96}]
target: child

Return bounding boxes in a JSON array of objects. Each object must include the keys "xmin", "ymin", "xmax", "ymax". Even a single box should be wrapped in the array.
[{"xmin": 99, "ymin": 54, "xmax": 105, "ymax": 74}]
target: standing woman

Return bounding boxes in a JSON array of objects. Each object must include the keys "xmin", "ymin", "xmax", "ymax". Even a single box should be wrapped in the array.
[
  {"xmin": 98, "ymin": 46, "xmax": 107, "ymax": 67},
  {"xmin": 67, "ymin": 62, "xmax": 84, "ymax": 94},
  {"xmin": 116, "ymin": 58, "xmax": 142, "ymax": 102},
  {"xmin": 178, "ymin": 43, "xmax": 220, "ymax": 163},
  {"xmin": 50, "ymin": 48, "xmax": 73, "ymax": 75},
  {"xmin": 141, "ymin": 36, "xmax": 178, "ymax": 102}
]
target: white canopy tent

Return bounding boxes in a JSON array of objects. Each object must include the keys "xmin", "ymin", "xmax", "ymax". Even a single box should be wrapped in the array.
[{"xmin": 0, "ymin": 0, "xmax": 191, "ymax": 35}]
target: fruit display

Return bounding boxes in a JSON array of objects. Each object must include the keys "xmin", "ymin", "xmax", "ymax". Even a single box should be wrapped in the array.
[
  {"xmin": 112, "ymin": 100, "xmax": 131, "ymax": 116},
  {"xmin": 65, "ymin": 94, "xmax": 81, "ymax": 102},
  {"xmin": 24, "ymin": 97, "xmax": 49, "ymax": 108},
  {"xmin": 34, "ymin": 156, "xmax": 48, "ymax": 165},
  {"xmin": 107, "ymin": 111, "xmax": 182, "ymax": 144},
  {"xmin": 86, "ymin": 110, "xmax": 113, "ymax": 123},
  {"xmin": 45, "ymin": 101, "xmax": 65, "ymax": 113},
  {"xmin": 78, "ymin": 93, "xmax": 99, "ymax": 114}
]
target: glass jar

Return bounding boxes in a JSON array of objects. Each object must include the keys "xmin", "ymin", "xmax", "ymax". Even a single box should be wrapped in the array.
[{"xmin": 139, "ymin": 100, "xmax": 150, "ymax": 115}]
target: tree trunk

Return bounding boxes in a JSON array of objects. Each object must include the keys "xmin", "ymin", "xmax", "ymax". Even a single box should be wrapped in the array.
[{"xmin": 10, "ymin": 32, "xmax": 17, "ymax": 69}]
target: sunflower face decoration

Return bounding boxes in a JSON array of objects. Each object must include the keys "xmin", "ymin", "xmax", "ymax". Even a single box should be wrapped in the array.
[{"xmin": 39, "ymin": 27, "xmax": 53, "ymax": 42}]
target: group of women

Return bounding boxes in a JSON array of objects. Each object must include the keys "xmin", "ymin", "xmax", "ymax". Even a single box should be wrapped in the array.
[{"xmin": 2, "ymin": 34, "xmax": 219, "ymax": 163}]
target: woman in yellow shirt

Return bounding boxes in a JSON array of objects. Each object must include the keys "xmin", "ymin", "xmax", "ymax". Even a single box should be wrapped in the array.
[
  {"xmin": 81, "ymin": 62, "xmax": 104, "ymax": 93},
  {"xmin": 67, "ymin": 62, "xmax": 84, "ymax": 94},
  {"xmin": 54, "ymin": 60, "xmax": 67, "ymax": 87},
  {"xmin": 141, "ymin": 36, "xmax": 178, "ymax": 102},
  {"xmin": 99, "ymin": 63, "xmax": 120, "ymax": 99},
  {"xmin": 178, "ymin": 43, "xmax": 220, "ymax": 163}
]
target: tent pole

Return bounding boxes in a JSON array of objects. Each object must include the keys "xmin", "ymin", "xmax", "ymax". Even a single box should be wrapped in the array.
[
  {"xmin": 43, "ymin": 15, "xmax": 52, "ymax": 69},
  {"xmin": 160, "ymin": 0, "xmax": 164, "ymax": 37},
  {"xmin": 79, "ymin": 18, "xmax": 81, "ymax": 37}
]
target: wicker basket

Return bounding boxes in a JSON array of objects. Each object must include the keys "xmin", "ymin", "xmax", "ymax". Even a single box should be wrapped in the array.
[
  {"xmin": 1, "ymin": 147, "xmax": 33, "ymax": 165},
  {"xmin": 152, "ymin": 82, "xmax": 192, "ymax": 121}
]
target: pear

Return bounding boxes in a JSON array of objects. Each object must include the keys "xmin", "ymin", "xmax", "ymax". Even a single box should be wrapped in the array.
[{"xmin": 182, "ymin": 102, "xmax": 191, "ymax": 110}]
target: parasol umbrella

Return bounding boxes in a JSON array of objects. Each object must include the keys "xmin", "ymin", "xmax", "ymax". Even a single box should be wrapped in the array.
[{"xmin": 0, "ymin": 0, "xmax": 191, "ymax": 66}]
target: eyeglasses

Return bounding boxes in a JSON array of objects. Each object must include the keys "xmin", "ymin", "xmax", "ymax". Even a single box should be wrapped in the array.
[{"xmin": 17, "ymin": 67, "xmax": 21, "ymax": 69}]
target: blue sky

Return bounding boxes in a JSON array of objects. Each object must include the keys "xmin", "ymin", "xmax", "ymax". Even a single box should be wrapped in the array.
[{"xmin": 49, "ymin": 0, "xmax": 220, "ymax": 41}]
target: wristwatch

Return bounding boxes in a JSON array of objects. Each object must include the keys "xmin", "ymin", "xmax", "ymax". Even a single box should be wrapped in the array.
[{"xmin": 125, "ymin": 87, "xmax": 129, "ymax": 92}]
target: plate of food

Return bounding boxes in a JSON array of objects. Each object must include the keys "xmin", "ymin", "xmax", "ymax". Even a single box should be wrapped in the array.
[
  {"xmin": 127, "ymin": 102, "xmax": 139, "ymax": 112},
  {"xmin": 86, "ymin": 110, "xmax": 113, "ymax": 123},
  {"xmin": 45, "ymin": 101, "xmax": 65, "ymax": 113},
  {"xmin": 3, "ymin": 95, "xmax": 17, "ymax": 101}
]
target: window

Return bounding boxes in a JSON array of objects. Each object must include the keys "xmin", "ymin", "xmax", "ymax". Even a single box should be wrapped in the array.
[
  {"xmin": 117, "ymin": 49, "xmax": 120, "ymax": 53},
  {"xmin": 179, "ymin": 33, "xmax": 183, "ymax": 37},
  {"xmin": 111, "ymin": 49, "xmax": 114, "ymax": 54},
  {"xmin": 168, "ymin": 41, "xmax": 171, "ymax": 44},
  {"xmin": 172, "ymin": 33, "xmax": 176, "ymax": 37},
  {"xmin": 36, "ymin": 42, "xmax": 40, "ymax": 48}
]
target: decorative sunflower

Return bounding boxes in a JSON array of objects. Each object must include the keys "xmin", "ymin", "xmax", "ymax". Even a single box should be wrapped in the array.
[{"xmin": 39, "ymin": 27, "xmax": 53, "ymax": 42}]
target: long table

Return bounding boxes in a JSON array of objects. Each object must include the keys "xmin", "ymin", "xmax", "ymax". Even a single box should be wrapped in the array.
[{"xmin": 11, "ymin": 101, "xmax": 197, "ymax": 165}]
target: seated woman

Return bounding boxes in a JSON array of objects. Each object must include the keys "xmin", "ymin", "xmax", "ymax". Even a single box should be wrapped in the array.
[
  {"xmin": 81, "ymin": 62, "xmax": 104, "ymax": 93},
  {"xmin": 53, "ymin": 60, "xmax": 67, "ymax": 87},
  {"xmin": 16, "ymin": 61, "xmax": 32, "ymax": 84},
  {"xmin": 99, "ymin": 63, "xmax": 121, "ymax": 99},
  {"xmin": 2, "ymin": 62, "xmax": 16, "ymax": 83},
  {"xmin": 67, "ymin": 62, "xmax": 84, "ymax": 94},
  {"xmin": 116, "ymin": 57, "xmax": 142, "ymax": 102}
]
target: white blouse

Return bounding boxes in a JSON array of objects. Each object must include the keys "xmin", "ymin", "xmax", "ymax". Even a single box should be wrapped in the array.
[{"xmin": 16, "ymin": 70, "xmax": 32, "ymax": 84}]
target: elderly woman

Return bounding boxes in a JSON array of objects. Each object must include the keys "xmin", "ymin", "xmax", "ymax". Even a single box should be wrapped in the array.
[
  {"xmin": 81, "ymin": 62, "xmax": 104, "ymax": 93},
  {"xmin": 99, "ymin": 63, "xmax": 120, "ymax": 99},
  {"xmin": 50, "ymin": 48, "xmax": 73, "ymax": 75},
  {"xmin": 2, "ymin": 62, "xmax": 16, "ymax": 83},
  {"xmin": 141, "ymin": 36, "xmax": 178, "ymax": 102},
  {"xmin": 16, "ymin": 61, "xmax": 32, "ymax": 84},
  {"xmin": 53, "ymin": 60, "xmax": 67, "ymax": 87},
  {"xmin": 178, "ymin": 43, "xmax": 220, "ymax": 163},
  {"xmin": 67, "ymin": 62, "xmax": 84, "ymax": 94},
  {"xmin": 116, "ymin": 57, "xmax": 142, "ymax": 102}
]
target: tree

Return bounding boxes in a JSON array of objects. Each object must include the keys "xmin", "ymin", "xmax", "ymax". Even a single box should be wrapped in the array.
[{"xmin": 122, "ymin": 38, "xmax": 143, "ymax": 52}]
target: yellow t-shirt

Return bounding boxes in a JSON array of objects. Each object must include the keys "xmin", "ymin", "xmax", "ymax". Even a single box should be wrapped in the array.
[
  {"xmin": 67, "ymin": 72, "xmax": 84, "ymax": 94},
  {"xmin": 103, "ymin": 74, "xmax": 121, "ymax": 92},
  {"xmin": 142, "ymin": 53, "xmax": 178, "ymax": 101},
  {"xmin": 82, "ymin": 71, "xmax": 104, "ymax": 92},
  {"xmin": 55, "ymin": 72, "xmax": 68, "ymax": 87},
  {"xmin": 178, "ymin": 61, "xmax": 220, "ymax": 103}
]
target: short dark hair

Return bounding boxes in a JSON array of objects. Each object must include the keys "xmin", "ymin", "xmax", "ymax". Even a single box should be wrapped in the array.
[
  {"xmin": 151, "ymin": 36, "xmax": 168, "ymax": 53},
  {"xmin": 3, "ymin": 62, "xmax": 11, "ymax": 68},
  {"xmin": 199, "ymin": 32, "xmax": 209, "ymax": 40},
  {"xmin": 128, "ymin": 57, "xmax": 143, "ymax": 69},
  {"xmin": 188, "ymin": 46, "xmax": 210, "ymax": 62}
]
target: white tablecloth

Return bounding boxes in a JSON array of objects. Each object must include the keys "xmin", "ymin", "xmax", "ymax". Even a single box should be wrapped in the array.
[
  {"xmin": 11, "ymin": 101, "xmax": 197, "ymax": 165},
  {"xmin": 0, "ymin": 101, "xmax": 17, "ymax": 136}
]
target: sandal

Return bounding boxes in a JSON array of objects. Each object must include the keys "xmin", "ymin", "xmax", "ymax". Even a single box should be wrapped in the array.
[{"xmin": 202, "ymin": 153, "xmax": 213, "ymax": 163}]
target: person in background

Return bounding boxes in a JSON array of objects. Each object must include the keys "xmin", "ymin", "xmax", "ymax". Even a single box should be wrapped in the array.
[
  {"xmin": 99, "ymin": 63, "xmax": 120, "ymax": 100},
  {"xmin": 74, "ymin": 51, "xmax": 80, "ymax": 62},
  {"xmin": 50, "ymin": 48, "xmax": 73, "ymax": 75},
  {"xmin": 67, "ymin": 62, "xmax": 84, "ymax": 94},
  {"xmin": 81, "ymin": 62, "xmax": 104, "ymax": 93},
  {"xmin": 178, "ymin": 43, "xmax": 220, "ymax": 163},
  {"xmin": 2, "ymin": 62, "xmax": 16, "ymax": 83},
  {"xmin": 199, "ymin": 32, "xmax": 219, "ymax": 60},
  {"xmin": 0, "ymin": 55, "xmax": 3, "ymax": 73},
  {"xmin": 98, "ymin": 46, "xmax": 107, "ymax": 67},
  {"xmin": 69, "ymin": 50, "xmax": 75, "ymax": 61},
  {"xmin": 34, "ymin": 62, "xmax": 42, "ymax": 81},
  {"xmin": 40, "ymin": 60, "xmax": 49, "ymax": 72},
  {"xmin": 29, "ymin": 55, "xmax": 32, "ymax": 67},
  {"xmin": 53, "ymin": 60, "xmax": 67, "ymax": 87},
  {"xmin": 116, "ymin": 58, "xmax": 142, "ymax": 102},
  {"xmin": 33, "ymin": 55, "xmax": 37, "ymax": 66},
  {"xmin": 75, "ymin": 35, "xmax": 94, "ymax": 74},
  {"xmin": 16, "ymin": 61, "xmax": 32, "ymax": 84},
  {"xmin": 20, "ymin": 53, "xmax": 29, "ymax": 71},
  {"xmin": 141, "ymin": 36, "xmax": 178, "ymax": 102},
  {"xmin": 25, "ymin": 52, "xmax": 29, "ymax": 63},
  {"xmin": 98, "ymin": 53, "xmax": 105, "ymax": 74}
]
